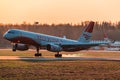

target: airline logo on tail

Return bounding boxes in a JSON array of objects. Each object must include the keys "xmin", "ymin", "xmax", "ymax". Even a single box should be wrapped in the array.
[
  {"xmin": 84, "ymin": 21, "xmax": 94, "ymax": 33},
  {"xmin": 83, "ymin": 33, "xmax": 91, "ymax": 40},
  {"xmin": 78, "ymin": 21, "xmax": 94, "ymax": 42}
]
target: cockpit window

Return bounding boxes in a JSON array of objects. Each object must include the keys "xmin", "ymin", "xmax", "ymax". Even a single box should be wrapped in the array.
[{"xmin": 8, "ymin": 31, "xmax": 15, "ymax": 34}]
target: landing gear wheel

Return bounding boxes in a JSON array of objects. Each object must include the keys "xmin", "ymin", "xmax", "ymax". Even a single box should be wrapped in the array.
[
  {"xmin": 12, "ymin": 48, "xmax": 16, "ymax": 52},
  {"xmin": 38, "ymin": 53, "xmax": 42, "ymax": 56},
  {"xmin": 35, "ymin": 53, "xmax": 42, "ymax": 57},
  {"xmin": 35, "ymin": 47, "xmax": 42, "ymax": 57},
  {"xmin": 55, "ymin": 54, "xmax": 62, "ymax": 58},
  {"xmin": 12, "ymin": 44, "xmax": 16, "ymax": 52}
]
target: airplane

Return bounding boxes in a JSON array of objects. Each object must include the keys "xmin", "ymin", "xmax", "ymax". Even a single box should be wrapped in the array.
[
  {"xmin": 103, "ymin": 33, "xmax": 120, "ymax": 51},
  {"xmin": 91, "ymin": 32, "xmax": 120, "ymax": 51},
  {"xmin": 3, "ymin": 21, "xmax": 109, "ymax": 57}
]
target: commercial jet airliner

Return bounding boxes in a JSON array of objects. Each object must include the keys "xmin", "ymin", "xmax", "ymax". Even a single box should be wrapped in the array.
[
  {"xmin": 103, "ymin": 33, "xmax": 120, "ymax": 51},
  {"xmin": 3, "ymin": 21, "xmax": 109, "ymax": 57}
]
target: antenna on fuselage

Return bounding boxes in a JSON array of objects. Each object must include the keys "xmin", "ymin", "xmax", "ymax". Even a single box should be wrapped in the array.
[{"xmin": 63, "ymin": 36, "xmax": 67, "ymax": 39}]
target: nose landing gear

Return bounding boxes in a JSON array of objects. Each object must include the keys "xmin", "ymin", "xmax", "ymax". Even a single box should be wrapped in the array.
[{"xmin": 12, "ymin": 43, "xmax": 17, "ymax": 52}]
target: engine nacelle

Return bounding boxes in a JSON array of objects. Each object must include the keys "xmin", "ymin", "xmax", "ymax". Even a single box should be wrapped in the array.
[
  {"xmin": 47, "ymin": 44, "xmax": 62, "ymax": 52},
  {"xmin": 13, "ymin": 43, "xmax": 29, "ymax": 51}
]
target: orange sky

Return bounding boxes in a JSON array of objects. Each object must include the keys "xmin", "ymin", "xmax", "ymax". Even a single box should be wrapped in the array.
[{"xmin": 0, "ymin": 0, "xmax": 120, "ymax": 24}]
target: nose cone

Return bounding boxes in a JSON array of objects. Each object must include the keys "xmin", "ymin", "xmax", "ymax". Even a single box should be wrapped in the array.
[
  {"xmin": 3, "ymin": 33, "xmax": 8, "ymax": 39},
  {"xmin": 3, "ymin": 32, "xmax": 10, "ymax": 40}
]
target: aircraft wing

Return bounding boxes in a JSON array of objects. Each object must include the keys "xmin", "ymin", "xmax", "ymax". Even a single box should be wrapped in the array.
[{"xmin": 60, "ymin": 41, "xmax": 109, "ymax": 46}]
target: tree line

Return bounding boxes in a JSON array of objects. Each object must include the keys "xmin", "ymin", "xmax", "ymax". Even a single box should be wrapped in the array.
[{"xmin": 0, "ymin": 21, "xmax": 120, "ymax": 48}]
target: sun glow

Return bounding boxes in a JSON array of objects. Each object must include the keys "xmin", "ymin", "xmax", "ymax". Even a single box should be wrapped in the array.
[{"xmin": 0, "ymin": 0, "xmax": 120, "ymax": 24}]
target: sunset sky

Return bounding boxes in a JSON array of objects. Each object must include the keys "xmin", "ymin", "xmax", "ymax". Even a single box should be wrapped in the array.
[{"xmin": 0, "ymin": 0, "xmax": 120, "ymax": 24}]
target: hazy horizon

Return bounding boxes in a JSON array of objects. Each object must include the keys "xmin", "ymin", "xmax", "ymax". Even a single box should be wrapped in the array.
[{"xmin": 0, "ymin": 0, "xmax": 120, "ymax": 24}]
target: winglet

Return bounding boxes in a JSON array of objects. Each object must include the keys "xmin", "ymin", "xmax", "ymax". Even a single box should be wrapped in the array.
[{"xmin": 78, "ymin": 21, "xmax": 95, "ymax": 42}]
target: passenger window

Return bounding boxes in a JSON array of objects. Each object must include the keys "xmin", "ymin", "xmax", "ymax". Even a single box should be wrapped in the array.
[{"xmin": 8, "ymin": 31, "xmax": 15, "ymax": 34}]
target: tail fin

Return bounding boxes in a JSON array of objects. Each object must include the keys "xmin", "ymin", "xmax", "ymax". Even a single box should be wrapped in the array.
[
  {"xmin": 103, "ymin": 33, "xmax": 114, "ymax": 43},
  {"xmin": 78, "ymin": 21, "xmax": 94, "ymax": 42},
  {"xmin": 104, "ymin": 33, "xmax": 109, "ymax": 41}
]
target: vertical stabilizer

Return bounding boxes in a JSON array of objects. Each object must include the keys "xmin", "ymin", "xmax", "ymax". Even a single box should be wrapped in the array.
[
  {"xmin": 78, "ymin": 21, "xmax": 94, "ymax": 42},
  {"xmin": 104, "ymin": 33, "xmax": 109, "ymax": 41},
  {"xmin": 103, "ymin": 32, "xmax": 113, "ymax": 43}
]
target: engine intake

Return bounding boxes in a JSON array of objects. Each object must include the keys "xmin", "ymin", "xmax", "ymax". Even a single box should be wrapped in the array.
[
  {"xmin": 47, "ymin": 44, "xmax": 62, "ymax": 52},
  {"xmin": 13, "ymin": 43, "xmax": 29, "ymax": 51}
]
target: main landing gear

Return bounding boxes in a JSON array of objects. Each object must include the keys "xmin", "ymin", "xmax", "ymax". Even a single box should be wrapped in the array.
[
  {"xmin": 34, "ymin": 47, "xmax": 62, "ymax": 58},
  {"xmin": 55, "ymin": 52, "xmax": 62, "ymax": 58},
  {"xmin": 34, "ymin": 47, "xmax": 42, "ymax": 57}
]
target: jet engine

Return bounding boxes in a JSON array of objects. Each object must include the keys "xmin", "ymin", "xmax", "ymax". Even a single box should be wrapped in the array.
[
  {"xmin": 47, "ymin": 44, "xmax": 62, "ymax": 52},
  {"xmin": 13, "ymin": 43, "xmax": 29, "ymax": 51}
]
